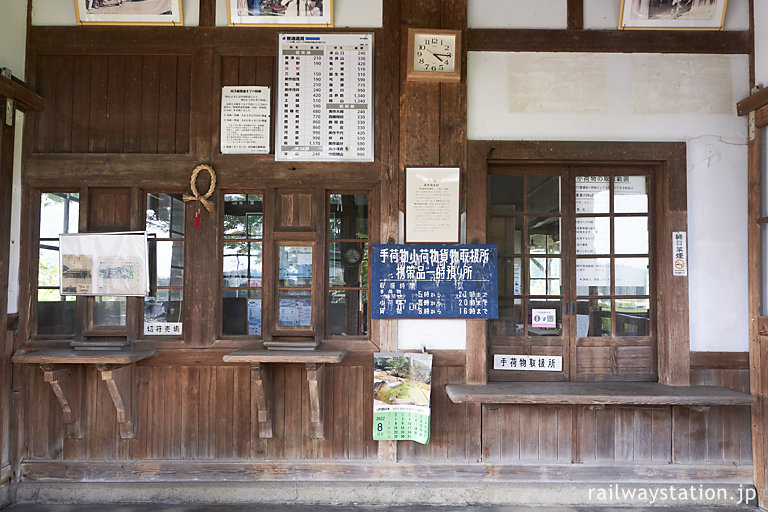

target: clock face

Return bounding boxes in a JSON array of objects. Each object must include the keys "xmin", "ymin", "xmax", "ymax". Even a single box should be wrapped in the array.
[{"xmin": 413, "ymin": 34, "xmax": 455, "ymax": 73}]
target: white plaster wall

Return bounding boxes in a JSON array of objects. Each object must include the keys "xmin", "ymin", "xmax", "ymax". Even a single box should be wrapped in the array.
[
  {"xmin": 215, "ymin": 0, "xmax": 382, "ymax": 27},
  {"xmin": 1, "ymin": 0, "xmax": 29, "ymax": 315},
  {"xmin": 757, "ymin": 0, "xmax": 768, "ymax": 87},
  {"xmin": 469, "ymin": 0, "xmax": 566, "ymax": 29},
  {"xmin": 468, "ymin": 51, "xmax": 750, "ymax": 352}
]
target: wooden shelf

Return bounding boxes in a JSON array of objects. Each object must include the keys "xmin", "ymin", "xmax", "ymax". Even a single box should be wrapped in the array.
[
  {"xmin": 445, "ymin": 381, "xmax": 755, "ymax": 410},
  {"xmin": 12, "ymin": 347, "xmax": 156, "ymax": 439},
  {"xmin": 223, "ymin": 349, "xmax": 346, "ymax": 439}
]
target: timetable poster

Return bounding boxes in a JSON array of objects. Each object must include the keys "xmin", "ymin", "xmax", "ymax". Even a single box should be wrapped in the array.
[
  {"xmin": 276, "ymin": 33, "xmax": 373, "ymax": 162},
  {"xmin": 373, "ymin": 352, "xmax": 432, "ymax": 444}
]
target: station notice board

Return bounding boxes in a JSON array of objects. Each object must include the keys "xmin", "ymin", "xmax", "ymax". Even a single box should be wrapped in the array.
[{"xmin": 371, "ymin": 244, "xmax": 498, "ymax": 319}]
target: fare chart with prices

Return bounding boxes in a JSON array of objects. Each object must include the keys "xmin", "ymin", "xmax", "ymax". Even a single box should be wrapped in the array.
[{"xmin": 277, "ymin": 33, "xmax": 373, "ymax": 162}]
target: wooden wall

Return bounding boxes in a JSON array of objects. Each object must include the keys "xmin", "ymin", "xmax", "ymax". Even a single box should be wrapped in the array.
[{"xmin": 10, "ymin": 0, "xmax": 755, "ymax": 486}]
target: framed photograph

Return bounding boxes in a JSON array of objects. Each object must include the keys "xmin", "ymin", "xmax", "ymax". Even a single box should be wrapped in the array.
[
  {"xmin": 619, "ymin": 0, "xmax": 728, "ymax": 30},
  {"xmin": 75, "ymin": 0, "xmax": 183, "ymax": 25},
  {"xmin": 405, "ymin": 167, "xmax": 460, "ymax": 244},
  {"xmin": 228, "ymin": 0, "xmax": 333, "ymax": 27}
]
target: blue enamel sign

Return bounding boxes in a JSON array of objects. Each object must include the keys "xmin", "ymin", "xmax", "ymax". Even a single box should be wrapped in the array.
[{"xmin": 371, "ymin": 244, "xmax": 498, "ymax": 319}]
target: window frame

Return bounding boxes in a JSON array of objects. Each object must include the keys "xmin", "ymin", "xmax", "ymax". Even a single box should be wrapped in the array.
[{"xmin": 467, "ymin": 140, "xmax": 690, "ymax": 386}]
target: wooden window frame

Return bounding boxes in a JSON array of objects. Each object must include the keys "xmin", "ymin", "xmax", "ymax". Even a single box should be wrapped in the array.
[{"xmin": 467, "ymin": 141, "xmax": 690, "ymax": 386}]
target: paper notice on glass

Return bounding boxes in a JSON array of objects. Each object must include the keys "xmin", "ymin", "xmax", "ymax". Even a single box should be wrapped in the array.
[
  {"xmin": 60, "ymin": 232, "xmax": 149, "ymax": 296},
  {"xmin": 221, "ymin": 86, "xmax": 270, "ymax": 154},
  {"xmin": 575, "ymin": 176, "xmax": 609, "ymax": 213},
  {"xmin": 248, "ymin": 298, "xmax": 262, "ymax": 335},
  {"xmin": 531, "ymin": 308, "xmax": 556, "ymax": 328},
  {"xmin": 405, "ymin": 167, "xmax": 460, "ymax": 243},
  {"xmin": 278, "ymin": 298, "xmax": 312, "ymax": 327}
]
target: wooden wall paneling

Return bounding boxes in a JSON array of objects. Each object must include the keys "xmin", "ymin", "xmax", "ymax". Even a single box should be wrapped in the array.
[
  {"xmin": 238, "ymin": 57, "xmax": 256, "ymax": 85},
  {"xmin": 53, "ymin": 56, "xmax": 74, "ymax": 153},
  {"xmin": 233, "ymin": 365, "xmax": 251, "ymax": 459},
  {"xmin": 71, "ymin": 57, "xmax": 92, "ymax": 154},
  {"xmin": 163, "ymin": 366, "xmax": 181, "ymax": 459},
  {"xmin": 214, "ymin": 366, "xmax": 234, "ymax": 458},
  {"xmin": 538, "ymin": 406, "xmax": 559, "ymax": 460},
  {"xmin": 198, "ymin": 366, "xmax": 214, "ymax": 459},
  {"xmin": 105, "ymin": 56, "xmax": 126, "ymax": 154},
  {"xmin": 567, "ymin": 0, "xmax": 584, "ymax": 30},
  {"xmin": 179, "ymin": 366, "xmax": 199, "ymax": 459},
  {"xmin": 347, "ymin": 365, "xmax": 365, "ymax": 459},
  {"xmin": 34, "ymin": 56, "xmax": 57, "ymax": 153},
  {"xmin": 157, "ymin": 56, "xmax": 178, "ymax": 154},
  {"xmin": 651, "ymin": 408, "xmax": 672, "ymax": 463},
  {"xmin": 594, "ymin": 407, "xmax": 615, "ymax": 461},
  {"xmin": 148, "ymin": 366, "xmax": 164, "ymax": 459},
  {"xmin": 284, "ymin": 365, "xmax": 303, "ymax": 459},
  {"xmin": 88, "ymin": 56, "xmax": 108, "ymax": 153},
  {"xmin": 614, "ymin": 407, "xmax": 634, "ymax": 461},
  {"xmin": 122, "ymin": 55, "xmax": 143, "ymax": 153},
  {"xmin": 189, "ymin": 48, "xmax": 215, "ymax": 160},
  {"xmin": 175, "ymin": 55, "xmax": 192, "ymax": 154},
  {"xmin": 140, "ymin": 56, "xmax": 160, "ymax": 154},
  {"xmin": 127, "ymin": 365, "xmax": 149, "ymax": 460},
  {"xmin": 331, "ymin": 364, "xmax": 347, "ymax": 458},
  {"xmin": 199, "ymin": 0, "xmax": 216, "ymax": 27},
  {"xmin": 632, "ymin": 408, "xmax": 653, "ymax": 462},
  {"xmin": 255, "ymin": 56, "xmax": 275, "ymax": 154},
  {"xmin": 266, "ymin": 365, "xmax": 285, "ymax": 459}
]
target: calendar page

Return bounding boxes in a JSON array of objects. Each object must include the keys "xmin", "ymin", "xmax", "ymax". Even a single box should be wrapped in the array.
[
  {"xmin": 276, "ymin": 33, "xmax": 373, "ymax": 162},
  {"xmin": 373, "ymin": 352, "xmax": 432, "ymax": 444}
]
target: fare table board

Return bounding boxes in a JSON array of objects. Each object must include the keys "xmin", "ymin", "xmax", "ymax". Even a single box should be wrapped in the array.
[
  {"xmin": 276, "ymin": 33, "xmax": 373, "ymax": 162},
  {"xmin": 371, "ymin": 244, "xmax": 498, "ymax": 319}
]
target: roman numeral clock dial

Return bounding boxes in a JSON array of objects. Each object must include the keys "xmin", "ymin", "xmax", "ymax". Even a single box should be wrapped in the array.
[{"xmin": 406, "ymin": 28, "xmax": 462, "ymax": 83}]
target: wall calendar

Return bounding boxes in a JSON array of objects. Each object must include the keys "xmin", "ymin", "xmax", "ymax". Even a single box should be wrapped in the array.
[{"xmin": 276, "ymin": 33, "xmax": 373, "ymax": 162}]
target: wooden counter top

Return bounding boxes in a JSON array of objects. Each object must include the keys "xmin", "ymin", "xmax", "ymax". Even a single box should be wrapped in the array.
[{"xmin": 13, "ymin": 347, "xmax": 157, "ymax": 365}]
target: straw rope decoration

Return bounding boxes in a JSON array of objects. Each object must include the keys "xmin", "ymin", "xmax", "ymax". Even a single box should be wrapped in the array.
[{"xmin": 182, "ymin": 164, "xmax": 216, "ymax": 227}]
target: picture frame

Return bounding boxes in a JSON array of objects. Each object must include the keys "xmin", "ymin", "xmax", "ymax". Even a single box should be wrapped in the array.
[
  {"xmin": 618, "ymin": 0, "xmax": 728, "ymax": 30},
  {"xmin": 75, "ymin": 0, "xmax": 183, "ymax": 26},
  {"xmin": 228, "ymin": 0, "xmax": 333, "ymax": 27},
  {"xmin": 405, "ymin": 167, "xmax": 461, "ymax": 244}
]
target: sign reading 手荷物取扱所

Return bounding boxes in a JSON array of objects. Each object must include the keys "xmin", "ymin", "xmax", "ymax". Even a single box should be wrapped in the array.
[{"xmin": 371, "ymin": 244, "xmax": 498, "ymax": 319}]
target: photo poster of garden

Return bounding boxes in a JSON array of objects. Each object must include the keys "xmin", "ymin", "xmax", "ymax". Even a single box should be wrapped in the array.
[
  {"xmin": 60, "ymin": 232, "xmax": 149, "ymax": 296},
  {"xmin": 373, "ymin": 352, "xmax": 433, "ymax": 444}
]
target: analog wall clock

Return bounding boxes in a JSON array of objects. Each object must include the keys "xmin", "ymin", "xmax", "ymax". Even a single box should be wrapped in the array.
[{"xmin": 406, "ymin": 27, "xmax": 462, "ymax": 83}]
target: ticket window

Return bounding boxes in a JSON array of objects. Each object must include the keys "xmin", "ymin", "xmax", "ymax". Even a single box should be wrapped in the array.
[{"xmin": 488, "ymin": 168, "xmax": 654, "ymax": 382}]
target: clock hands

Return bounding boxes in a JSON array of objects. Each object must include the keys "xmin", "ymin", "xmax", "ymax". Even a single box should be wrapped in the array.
[{"xmin": 424, "ymin": 48, "xmax": 451, "ymax": 63}]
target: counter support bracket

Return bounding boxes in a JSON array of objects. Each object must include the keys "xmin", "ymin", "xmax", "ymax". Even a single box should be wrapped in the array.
[{"xmin": 40, "ymin": 364, "xmax": 85, "ymax": 439}]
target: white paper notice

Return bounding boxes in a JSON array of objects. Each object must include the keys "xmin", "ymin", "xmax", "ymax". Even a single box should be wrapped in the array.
[
  {"xmin": 405, "ymin": 167, "xmax": 460, "ymax": 243},
  {"xmin": 221, "ymin": 86, "xmax": 271, "ymax": 154},
  {"xmin": 673, "ymin": 231, "xmax": 688, "ymax": 277},
  {"xmin": 531, "ymin": 308, "xmax": 556, "ymax": 328}
]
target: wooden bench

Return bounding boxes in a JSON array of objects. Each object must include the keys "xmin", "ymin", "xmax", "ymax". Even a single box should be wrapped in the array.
[
  {"xmin": 445, "ymin": 381, "xmax": 755, "ymax": 411},
  {"xmin": 13, "ymin": 347, "xmax": 156, "ymax": 439},
  {"xmin": 222, "ymin": 349, "xmax": 346, "ymax": 439}
]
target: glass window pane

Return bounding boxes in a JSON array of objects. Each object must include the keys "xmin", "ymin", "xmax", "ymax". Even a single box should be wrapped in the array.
[
  {"xmin": 150, "ymin": 241, "xmax": 184, "ymax": 288},
  {"xmin": 616, "ymin": 257, "xmax": 649, "ymax": 295},
  {"xmin": 327, "ymin": 290, "xmax": 367, "ymax": 336},
  {"xmin": 493, "ymin": 298, "xmax": 523, "ymax": 337},
  {"xmin": 329, "ymin": 242, "xmax": 366, "ymax": 287},
  {"xmin": 224, "ymin": 194, "xmax": 263, "ymax": 238},
  {"xmin": 615, "ymin": 298, "xmax": 650, "ymax": 336},
  {"xmin": 488, "ymin": 175, "xmax": 523, "ymax": 214},
  {"xmin": 93, "ymin": 296, "xmax": 126, "ymax": 327},
  {"xmin": 576, "ymin": 217, "xmax": 610, "ymax": 255},
  {"xmin": 40, "ymin": 193, "xmax": 79, "ymax": 238},
  {"xmin": 278, "ymin": 290, "xmax": 312, "ymax": 327},
  {"xmin": 279, "ymin": 246, "xmax": 313, "ymax": 287},
  {"xmin": 528, "ymin": 299, "xmax": 562, "ymax": 336},
  {"xmin": 144, "ymin": 289, "xmax": 183, "ymax": 324},
  {"xmin": 576, "ymin": 299, "xmax": 611, "ymax": 337},
  {"xmin": 38, "ymin": 242, "xmax": 61, "ymax": 287},
  {"xmin": 222, "ymin": 291, "xmax": 262, "ymax": 336},
  {"xmin": 488, "ymin": 216, "xmax": 522, "ymax": 255},
  {"xmin": 223, "ymin": 242, "xmax": 262, "ymax": 288},
  {"xmin": 146, "ymin": 193, "xmax": 185, "ymax": 238},
  {"xmin": 527, "ymin": 176, "xmax": 561, "ymax": 214},
  {"xmin": 528, "ymin": 217, "xmax": 560, "ymax": 255},
  {"xmin": 615, "ymin": 217, "xmax": 649, "ymax": 254},
  {"xmin": 529, "ymin": 258, "xmax": 560, "ymax": 296},
  {"xmin": 614, "ymin": 176, "xmax": 648, "ymax": 214},
  {"xmin": 575, "ymin": 176, "xmax": 609, "ymax": 214},
  {"xmin": 37, "ymin": 293, "xmax": 76, "ymax": 335},
  {"xmin": 329, "ymin": 194, "xmax": 369, "ymax": 239},
  {"xmin": 576, "ymin": 258, "xmax": 610, "ymax": 296}
]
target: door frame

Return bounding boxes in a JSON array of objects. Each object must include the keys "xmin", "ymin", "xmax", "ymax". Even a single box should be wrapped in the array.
[{"xmin": 466, "ymin": 141, "xmax": 689, "ymax": 386}]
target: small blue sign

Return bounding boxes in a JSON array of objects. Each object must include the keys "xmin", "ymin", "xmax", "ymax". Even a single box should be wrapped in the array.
[{"xmin": 371, "ymin": 244, "xmax": 498, "ymax": 319}]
